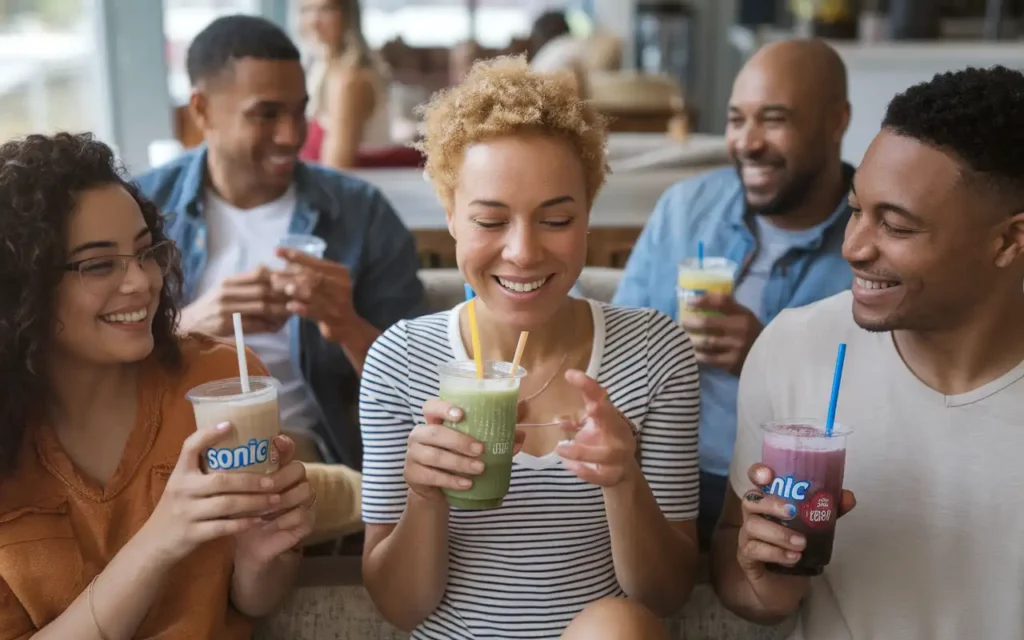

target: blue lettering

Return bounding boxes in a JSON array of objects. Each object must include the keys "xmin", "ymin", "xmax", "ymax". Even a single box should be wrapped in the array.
[
  {"xmin": 767, "ymin": 475, "xmax": 811, "ymax": 501},
  {"xmin": 206, "ymin": 439, "xmax": 271, "ymax": 470}
]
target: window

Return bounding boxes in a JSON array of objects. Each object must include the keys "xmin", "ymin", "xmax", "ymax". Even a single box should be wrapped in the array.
[
  {"xmin": 361, "ymin": 0, "xmax": 578, "ymax": 49},
  {"xmin": 163, "ymin": 0, "xmax": 261, "ymax": 105},
  {"xmin": 0, "ymin": 0, "xmax": 103, "ymax": 142}
]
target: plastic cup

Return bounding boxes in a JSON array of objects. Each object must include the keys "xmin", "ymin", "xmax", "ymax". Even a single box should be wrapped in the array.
[
  {"xmin": 760, "ymin": 419, "xmax": 853, "ymax": 576},
  {"xmin": 677, "ymin": 256, "xmax": 738, "ymax": 331},
  {"xmin": 277, "ymin": 234, "xmax": 326, "ymax": 259},
  {"xmin": 438, "ymin": 360, "xmax": 527, "ymax": 510},
  {"xmin": 186, "ymin": 377, "xmax": 282, "ymax": 474}
]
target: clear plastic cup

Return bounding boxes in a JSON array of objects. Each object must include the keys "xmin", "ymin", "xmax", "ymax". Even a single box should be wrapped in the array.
[
  {"xmin": 186, "ymin": 377, "xmax": 281, "ymax": 474},
  {"xmin": 277, "ymin": 234, "xmax": 326, "ymax": 259},
  {"xmin": 760, "ymin": 419, "xmax": 853, "ymax": 576},
  {"xmin": 677, "ymin": 257, "xmax": 738, "ymax": 330},
  {"xmin": 438, "ymin": 360, "xmax": 527, "ymax": 510}
]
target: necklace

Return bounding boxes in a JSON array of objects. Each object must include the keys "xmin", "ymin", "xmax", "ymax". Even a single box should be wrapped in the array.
[{"xmin": 519, "ymin": 352, "xmax": 570, "ymax": 403}]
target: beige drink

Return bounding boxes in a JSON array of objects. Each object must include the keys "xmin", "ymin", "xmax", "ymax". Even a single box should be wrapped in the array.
[{"xmin": 186, "ymin": 377, "xmax": 281, "ymax": 474}]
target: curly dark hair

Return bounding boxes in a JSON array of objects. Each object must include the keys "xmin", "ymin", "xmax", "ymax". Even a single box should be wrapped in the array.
[
  {"xmin": 883, "ymin": 65, "xmax": 1024, "ymax": 207},
  {"xmin": 0, "ymin": 132, "xmax": 183, "ymax": 476}
]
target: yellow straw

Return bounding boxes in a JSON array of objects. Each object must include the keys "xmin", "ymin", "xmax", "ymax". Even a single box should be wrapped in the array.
[
  {"xmin": 511, "ymin": 331, "xmax": 529, "ymax": 375},
  {"xmin": 467, "ymin": 298, "xmax": 484, "ymax": 379}
]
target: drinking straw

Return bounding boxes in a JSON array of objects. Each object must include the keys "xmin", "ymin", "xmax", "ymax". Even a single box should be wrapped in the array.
[
  {"xmin": 697, "ymin": 241, "xmax": 705, "ymax": 269},
  {"xmin": 232, "ymin": 312, "xmax": 251, "ymax": 393},
  {"xmin": 511, "ymin": 331, "xmax": 529, "ymax": 377},
  {"xmin": 465, "ymin": 287, "xmax": 484, "ymax": 379},
  {"xmin": 825, "ymin": 343, "xmax": 847, "ymax": 436}
]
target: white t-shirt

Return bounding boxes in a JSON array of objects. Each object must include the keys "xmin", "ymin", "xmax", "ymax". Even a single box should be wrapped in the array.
[
  {"xmin": 360, "ymin": 300, "xmax": 700, "ymax": 639},
  {"xmin": 196, "ymin": 187, "xmax": 321, "ymax": 434},
  {"xmin": 729, "ymin": 290, "xmax": 1024, "ymax": 640}
]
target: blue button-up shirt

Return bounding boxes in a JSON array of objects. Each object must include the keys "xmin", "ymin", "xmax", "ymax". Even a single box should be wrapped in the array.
[
  {"xmin": 135, "ymin": 147, "xmax": 426, "ymax": 469},
  {"xmin": 614, "ymin": 166, "xmax": 854, "ymax": 477}
]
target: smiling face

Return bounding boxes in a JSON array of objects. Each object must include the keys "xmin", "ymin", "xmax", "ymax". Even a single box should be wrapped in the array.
[
  {"xmin": 448, "ymin": 134, "xmax": 589, "ymax": 328},
  {"xmin": 192, "ymin": 57, "xmax": 308, "ymax": 203},
  {"xmin": 843, "ymin": 129, "xmax": 1018, "ymax": 332},
  {"xmin": 726, "ymin": 59, "xmax": 838, "ymax": 218},
  {"xmin": 54, "ymin": 184, "xmax": 167, "ymax": 366}
]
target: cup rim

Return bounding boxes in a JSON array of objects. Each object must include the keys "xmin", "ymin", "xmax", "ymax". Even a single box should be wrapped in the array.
[
  {"xmin": 439, "ymin": 360, "xmax": 528, "ymax": 380},
  {"xmin": 678, "ymin": 256, "xmax": 739, "ymax": 272},
  {"xmin": 186, "ymin": 376, "xmax": 279, "ymax": 404},
  {"xmin": 761, "ymin": 418, "xmax": 853, "ymax": 438}
]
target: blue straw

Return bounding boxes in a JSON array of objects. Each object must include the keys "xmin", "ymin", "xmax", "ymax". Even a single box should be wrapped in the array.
[
  {"xmin": 825, "ymin": 343, "xmax": 847, "ymax": 436},
  {"xmin": 697, "ymin": 241, "xmax": 705, "ymax": 269},
  {"xmin": 464, "ymin": 283, "xmax": 476, "ymax": 301}
]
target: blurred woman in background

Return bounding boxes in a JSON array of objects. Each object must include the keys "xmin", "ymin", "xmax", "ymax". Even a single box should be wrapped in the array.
[{"xmin": 298, "ymin": 0, "xmax": 393, "ymax": 169}]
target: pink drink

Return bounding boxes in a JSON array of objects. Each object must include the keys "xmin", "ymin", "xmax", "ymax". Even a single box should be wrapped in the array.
[{"xmin": 761, "ymin": 420, "xmax": 851, "ymax": 576}]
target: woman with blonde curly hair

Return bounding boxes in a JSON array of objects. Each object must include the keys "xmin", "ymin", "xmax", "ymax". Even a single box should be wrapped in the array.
[{"xmin": 358, "ymin": 56, "xmax": 699, "ymax": 638}]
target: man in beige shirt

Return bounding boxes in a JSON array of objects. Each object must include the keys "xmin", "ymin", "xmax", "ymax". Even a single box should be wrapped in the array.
[{"xmin": 711, "ymin": 65, "xmax": 1024, "ymax": 639}]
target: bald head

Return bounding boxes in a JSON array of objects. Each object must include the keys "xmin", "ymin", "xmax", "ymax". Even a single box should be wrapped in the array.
[
  {"xmin": 741, "ymin": 38, "xmax": 848, "ymax": 105},
  {"xmin": 726, "ymin": 38, "xmax": 851, "ymax": 223}
]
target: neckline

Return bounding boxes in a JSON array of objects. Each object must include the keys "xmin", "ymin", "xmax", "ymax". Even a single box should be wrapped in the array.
[
  {"xmin": 446, "ymin": 299, "xmax": 606, "ymax": 469},
  {"xmin": 882, "ymin": 332, "xmax": 1024, "ymax": 408},
  {"xmin": 35, "ymin": 358, "xmax": 165, "ymax": 503}
]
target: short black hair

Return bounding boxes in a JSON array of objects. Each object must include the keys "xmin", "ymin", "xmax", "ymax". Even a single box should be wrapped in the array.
[
  {"xmin": 186, "ymin": 14, "xmax": 300, "ymax": 86},
  {"xmin": 882, "ymin": 65, "xmax": 1024, "ymax": 206}
]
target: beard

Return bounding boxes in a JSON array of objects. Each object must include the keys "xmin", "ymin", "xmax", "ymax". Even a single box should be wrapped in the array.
[{"xmin": 740, "ymin": 163, "xmax": 822, "ymax": 218}]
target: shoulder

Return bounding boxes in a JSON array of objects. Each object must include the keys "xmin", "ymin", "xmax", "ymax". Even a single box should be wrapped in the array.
[
  {"xmin": 649, "ymin": 167, "xmax": 742, "ymax": 228},
  {"xmin": 366, "ymin": 311, "xmax": 452, "ymax": 373},
  {"xmin": 133, "ymin": 149, "xmax": 200, "ymax": 205},
  {"xmin": 296, "ymin": 162, "xmax": 394, "ymax": 217},
  {"xmin": 755, "ymin": 291, "xmax": 858, "ymax": 364},
  {"xmin": 598, "ymin": 303, "xmax": 694, "ymax": 366},
  {"xmin": 169, "ymin": 334, "xmax": 268, "ymax": 395}
]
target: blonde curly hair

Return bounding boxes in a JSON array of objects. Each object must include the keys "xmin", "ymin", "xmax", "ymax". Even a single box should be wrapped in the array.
[{"xmin": 414, "ymin": 55, "xmax": 609, "ymax": 209}]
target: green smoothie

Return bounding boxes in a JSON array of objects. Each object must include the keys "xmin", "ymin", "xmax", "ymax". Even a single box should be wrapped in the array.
[{"xmin": 438, "ymin": 361, "xmax": 526, "ymax": 510}]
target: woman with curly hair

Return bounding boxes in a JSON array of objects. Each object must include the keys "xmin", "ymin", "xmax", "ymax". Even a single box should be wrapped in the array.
[
  {"xmin": 0, "ymin": 133, "xmax": 314, "ymax": 639},
  {"xmin": 358, "ymin": 56, "xmax": 699, "ymax": 639}
]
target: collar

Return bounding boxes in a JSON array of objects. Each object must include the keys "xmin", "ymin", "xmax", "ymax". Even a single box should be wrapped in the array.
[
  {"xmin": 725, "ymin": 162, "xmax": 855, "ymax": 249},
  {"xmin": 175, "ymin": 144, "xmax": 339, "ymax": 222}
]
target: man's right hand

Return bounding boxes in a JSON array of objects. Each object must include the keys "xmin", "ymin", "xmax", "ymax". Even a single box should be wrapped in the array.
[
  {"xmin": 179, "ymin": 266, "xmax": 290, "ymax": 336},
  {"xmin": 737, "ymin": 463, "xmax": 856, "ymax": 581}
]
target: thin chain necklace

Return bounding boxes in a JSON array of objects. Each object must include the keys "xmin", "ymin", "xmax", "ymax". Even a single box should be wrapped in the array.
[{"xmin": 519, "ymin": 352, "xmax": 570, "ymax": 403}]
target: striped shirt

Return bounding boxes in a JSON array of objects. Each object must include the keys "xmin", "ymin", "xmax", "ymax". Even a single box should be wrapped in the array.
[{"xmin": 359, "ymin": 300, "xmax": 700, "ymax": 639}]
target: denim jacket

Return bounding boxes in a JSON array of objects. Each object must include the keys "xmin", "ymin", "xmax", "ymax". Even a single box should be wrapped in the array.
[
  {"xmin": 135, "ymin": 147, "xmax": 426, "ymax": 469},
  {"xmin": 614, "ymin": 166, "xmax": 854, "ymax": 476}
]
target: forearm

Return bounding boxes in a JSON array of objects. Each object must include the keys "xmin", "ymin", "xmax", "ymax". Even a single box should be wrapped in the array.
[
  {"xmin": 710, "ymin": 523, "xmax": 807, "ymax": 624},
  {"xmin": 338, "ymin": 315, "xmax": 381, "ymax": 376},
  {"xmin": 603, "ymin": 464, "xmax": 699, "ymax": 616},
  {"xmin": 363, "ymin": 490, "xmax": 450, "ymax": 631},
  {"xmin": 230, "ymin": 548, "xmax": 302, "ymax": 618},
  {"xmin": 32, "ymin": 526, "xmax": 175, "ymax": 640}
]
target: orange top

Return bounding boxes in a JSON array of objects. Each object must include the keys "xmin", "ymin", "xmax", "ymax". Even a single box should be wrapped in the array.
[{"xmin": 0, "ymin": 335, "xmax": 269, "ymax": 640}]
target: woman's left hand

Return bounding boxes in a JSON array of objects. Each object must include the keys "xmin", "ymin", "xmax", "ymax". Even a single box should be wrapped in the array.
[
  {"xmin": 234, "ymin": 435, "xmax": 316, "ymax": 565},
  {"xmin": 555, "ymin": 370, "xmax": 638, "ymax": 487}
]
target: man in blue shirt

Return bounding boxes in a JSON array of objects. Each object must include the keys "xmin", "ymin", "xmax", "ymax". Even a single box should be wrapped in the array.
[
  {"xmin": 136, "ymin": 16, "xmax": 425, "ymax": 471},
  {"xmin": 614, "ymin": 39, "xmax": 855, "ymax": 547}
]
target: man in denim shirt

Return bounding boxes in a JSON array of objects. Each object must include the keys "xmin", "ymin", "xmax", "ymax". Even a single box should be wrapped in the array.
[
  {"xmin": 615, "ymin": 40, "xmax": 854, "ymax": 547},
  {"xmin": 136, "ymin": 16, "xmax": 424, "ymax": 471}
]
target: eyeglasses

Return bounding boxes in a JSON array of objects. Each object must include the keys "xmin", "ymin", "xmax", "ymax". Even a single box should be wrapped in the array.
[{"xmin": 61, "ymin": 240, "xmax": 176, "ymax": 292}]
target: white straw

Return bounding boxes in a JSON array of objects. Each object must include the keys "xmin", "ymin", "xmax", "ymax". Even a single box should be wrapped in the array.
[{"xmin": 232, "ymin": 312, "xmax": 251, "ymax": 393}]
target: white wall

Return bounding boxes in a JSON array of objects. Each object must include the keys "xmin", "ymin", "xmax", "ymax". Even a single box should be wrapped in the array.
[{"xmin": 835, "ymin": 42, "xmax": 1024, "ymax": 165}]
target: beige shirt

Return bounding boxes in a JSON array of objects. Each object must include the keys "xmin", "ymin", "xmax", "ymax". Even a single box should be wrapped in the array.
[{"xmin": 729, "ymin": 291, "xmax": 1024, "ymax": 640}]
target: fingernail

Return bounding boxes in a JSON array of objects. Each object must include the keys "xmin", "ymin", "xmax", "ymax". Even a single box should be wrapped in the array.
[
  {"xmin": 447, "ymin": 408, "xmax": 463, "ymax": 420},
  {"xmin": 260, "ymin": 477, "xmax": 274, "ymax": 489},
  {"xmin": 470, "ymin": 461, "xmax": 484, "ymax": 473},
  {"xmin": 470, "ymin": 442, "xmax": 483, "ymax": 455},
  {"xmin": 459, "ymin": 478, "xmax": 472, "ymax": 488},
  {"xmin": 744, "ymin": 492, "xmax": 763, "ymax": 503},
  {"xmin": 791, "ymin": 535, "xmax": 806, "ymax": 549},
  {"xmin": 787, "ymin": 551, "xmax": 801, "ymax": 561},
  {"xmin": 285, "ymin": 284, "xmax": 296, "ymax": 295},
  {"xmin": 269, "ymin": 493, "xmax": 281, "ymax": 504},
  {"xmin": 216, "ymin": 422, "xmax": 231, "ymax": 431},
  {"xmin": 783, "ymin": 503, "xmax": 797, "ymax": 520}
]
